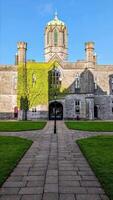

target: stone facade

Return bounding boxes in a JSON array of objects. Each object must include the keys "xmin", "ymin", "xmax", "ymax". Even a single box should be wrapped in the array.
[
  {"xmin": 1, "ymin": 14, "xmax": 113, "ymax": 120},
  {"xmin": 0, "ymin": 66, "xmax": 17, "ymax": 119}
]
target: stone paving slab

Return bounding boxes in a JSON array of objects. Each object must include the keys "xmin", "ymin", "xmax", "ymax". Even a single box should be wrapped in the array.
[{"xmin": 0, "ymin": 121, "xmax": 111, "ymax": 200}]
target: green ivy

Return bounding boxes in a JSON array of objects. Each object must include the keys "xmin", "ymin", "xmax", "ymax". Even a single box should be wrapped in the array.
[{"xmin": 17, "ymin": 61, "xmax": 68, "ymax": 110}]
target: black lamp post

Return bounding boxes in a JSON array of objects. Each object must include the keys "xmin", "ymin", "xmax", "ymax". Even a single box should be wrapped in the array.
[
  {"xmin": 54, "ymin": 93, "xmax": 57, "ymax": 134},
  {"xmin": 52, "ymin": 66, "xmax": 60, "ymax": 134}
]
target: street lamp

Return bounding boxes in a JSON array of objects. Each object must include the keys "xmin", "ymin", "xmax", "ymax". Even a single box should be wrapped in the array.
[
  {"xmin": 52, "ymin": 66, "xmax": 60, "ymax": 134},
  {"xmin": 54, "ymin": 93, "xmax": 57, "ymax": 134}
]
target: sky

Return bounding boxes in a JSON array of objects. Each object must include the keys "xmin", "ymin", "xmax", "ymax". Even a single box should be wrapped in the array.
[{"xmin": 0, "ymin": 0, "xmax": 113, "ymax": 65}]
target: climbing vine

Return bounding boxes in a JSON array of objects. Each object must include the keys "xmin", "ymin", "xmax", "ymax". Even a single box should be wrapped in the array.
[{"xmin": 17, "ymin": 61, "xmax": 68, "ymax": 111}]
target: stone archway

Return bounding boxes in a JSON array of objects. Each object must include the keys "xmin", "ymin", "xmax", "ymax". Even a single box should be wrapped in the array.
[{"xmin": 49, "ymin": 101, "xmax": 63, "ymax": 120}]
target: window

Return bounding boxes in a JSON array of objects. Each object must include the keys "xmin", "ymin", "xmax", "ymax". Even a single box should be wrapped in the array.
[
  {"xmin": 75, "ymin": 100, "xmax": 80, "ymax": 114},
  {"xmin": 54, "ymin": 29, "xmax": 58, "ymax": 46},
  {"xmin": 47, "ymin": 32, "xmax": 49, "ymax": 45},
  {"xmin": 51, "ymin": 68, "xmax": 61, "ymax": 87},
  {"xmin": 32, "ymin": 73, "xmax": 36, "ymax": 85},
  {"xmin": 75, "ymin": 74, "xmax": 80, "ymax": 89},
  {"xmin": 32, "ymin": 107, "xmax": 36, "ymax": 112},
  {"xmin": 75, "ymin": 100, "xmax": 80, "ymax": 106},
  {"xmin": 75, "ymin": 107, "xmax": 80, "ymax": 113},
  {"xmin": 63, "ymin": 31, "xmax": 65, "ymax": 46},
  {"xmin": 112, "ymin": 107, "xmax": 113, "ymax": 113}
]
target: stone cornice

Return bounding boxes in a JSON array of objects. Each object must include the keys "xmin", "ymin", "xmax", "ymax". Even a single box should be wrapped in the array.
[{"xmin": 0, "ymin": 65, "xmax": 17, "ymax": 71}]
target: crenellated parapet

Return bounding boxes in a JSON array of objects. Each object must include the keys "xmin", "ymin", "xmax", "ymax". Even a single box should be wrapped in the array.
[
  {"xmin": 85, "ymin": 42, "xmax": 97, "ymax": 64},
  {"xmin": 16, "ymin": 41, "xmax": 27, "ymax": 64}
]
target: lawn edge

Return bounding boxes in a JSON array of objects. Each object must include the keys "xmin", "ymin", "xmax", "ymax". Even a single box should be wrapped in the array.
[
  {"xmin": 65, "ymin": 121, "xmax": 113, "ymax": 132},
  {"xmin": 0, "ymin": 137, "xmax": 33, "ymax": 187},
  {"xmin": 76, "ymin": 138, "xmax": 110, "ymax": 199},
  {"xmin": 0, "ymin": 121, "xmax": 47, "ymax": 132}
]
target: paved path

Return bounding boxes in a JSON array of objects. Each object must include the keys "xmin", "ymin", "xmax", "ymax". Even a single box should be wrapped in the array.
[{"xmin": 0, "ymin": 121, "xmax": 111, "ymax": 200}]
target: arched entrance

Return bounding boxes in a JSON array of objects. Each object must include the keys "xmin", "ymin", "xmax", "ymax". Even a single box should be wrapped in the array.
[
  {"xmin": 49, "ymin": 102, "xmax": 63, "ymax": 120},
  {"xmin": 14, "ymin": 106, "xmax": 18, "ymax": 118},
  {"xmin": 94, "ymin": 106, "xmax": 98, "ymax": 118}
]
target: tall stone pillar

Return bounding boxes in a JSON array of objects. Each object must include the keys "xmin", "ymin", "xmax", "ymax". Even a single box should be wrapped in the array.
[
  {"xmin": 17, "ymin": 42, "xmax": 27, "ymax": 64},
  {"xmin": 85, "ymin": 42, "xmax": 95, "ymax": 63}
]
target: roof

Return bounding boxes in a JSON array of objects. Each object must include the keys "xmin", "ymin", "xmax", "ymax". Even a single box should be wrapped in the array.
[{"xmin": 47, "ymin": 12, "xmax": 65, "ymax": 26}]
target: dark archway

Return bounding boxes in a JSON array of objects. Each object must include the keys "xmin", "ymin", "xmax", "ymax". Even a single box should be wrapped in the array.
[
  {"xmin": 94, "ymin": 106, "xmax": 98, "ymax": 118},
  {"xmin": 49, "ymin": 102, "xmax": 63, "ymax": 120},
  {"xmin": 14, "ymin": 106, "xmax": 18, "ymax": 119}
]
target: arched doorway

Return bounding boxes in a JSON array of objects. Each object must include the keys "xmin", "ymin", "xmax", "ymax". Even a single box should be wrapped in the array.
[
  {"xmin": 49, "ymin": 102, "xmax": 63, "ymax": 120},
  {"xmin": 94, "ymin": 106, "xmax": 98, "ymax": 118},
  {"xmin": 14, "ymin": 106, "xmax": 18, "ymax": 118}
]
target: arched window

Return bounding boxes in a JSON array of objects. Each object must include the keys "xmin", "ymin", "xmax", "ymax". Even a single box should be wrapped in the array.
[
  {"xmin": 54, "ymin": 29, "xmax": 58, "ymax": 46},
  {"xmin": 63, "ymin": 31, "xmax": 65, "ymax": 46},
  {"xmin": 47, "ymin": 32, "xmax": 49, "ymax": 45},
  {"xmin": 75, "ymin": 73, "xmax": 80, "ymax": 89},
  {"xmin": 51, "ymin": 68, "xmax": 61, "ymax": 86}
]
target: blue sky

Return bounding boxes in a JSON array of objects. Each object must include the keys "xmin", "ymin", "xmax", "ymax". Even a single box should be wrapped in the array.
[{"xmin": 1, "ymin": 0, "xmax": 113, "ymax": 64}]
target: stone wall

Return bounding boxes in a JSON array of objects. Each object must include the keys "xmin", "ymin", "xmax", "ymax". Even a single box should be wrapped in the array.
[
  {"xmin": 1, "ymin": 62, "xmax": 113, "ymax": 120},
  {"xmin": 94, "ymin": 95, "xmax": 113, "ymax": 119},
  {"xmin": 0, "ymin": 67, "xmax": 17, "ymax": 119}
]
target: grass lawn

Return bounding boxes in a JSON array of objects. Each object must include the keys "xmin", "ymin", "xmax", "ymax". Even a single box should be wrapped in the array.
[
  {"xmin": 0, "ymin": 136, "xmax": 32, "ymax": 186},
  {"xmin": 65, "ymin": 121, "xmax": 113, "ymax": 132},
  {"xmin": 77, "ymin": 136, "xmax": 113, "ymax": 200},
  {"xmin": 0, "ymin": 121, "xmax": 46, "ymax": 132}
]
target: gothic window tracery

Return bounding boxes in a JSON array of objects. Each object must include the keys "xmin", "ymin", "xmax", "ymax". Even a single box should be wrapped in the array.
[
  {"xmin": 54, "ymin": 29, "xmax": 58, "ymax": 46},
  {"xmin": 50, "ymin": 68, "xmax": 61, "ymax": 87},
  {"xmin": 47, "ymin": 32, "xmax": 49, "ymax": 45},
  {"xmin": 63, "ymin": 31, "xmax": 65, "ymax": 46}
]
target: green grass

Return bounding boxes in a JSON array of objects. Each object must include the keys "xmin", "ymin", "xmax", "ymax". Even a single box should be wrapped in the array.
[
  {"xmin": 0, "ymin": 121, "xmax": 46, "ymax": 132},
  {"xmin": 65, "ymin": 121, "xmax": 113, "ymax": 132},
  {"xmin": 0, "ymin": 136, "xmax": 32, "ymax": 186},
  {"xmin": 77, "ymin": 136, "xmax": 113, "ymax": 200}
]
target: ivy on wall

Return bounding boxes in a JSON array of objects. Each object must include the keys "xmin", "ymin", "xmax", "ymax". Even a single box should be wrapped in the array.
[{"xmin": 17, "ymin": 61, "xmax": 68, "ymax": 110}]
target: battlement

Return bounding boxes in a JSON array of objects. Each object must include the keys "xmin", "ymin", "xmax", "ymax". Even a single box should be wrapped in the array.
[
  {"xmin": 85, "ymin": 41, "xmax": 95, "ymax": 50},
  {"xmin": 17, "ymin": 41, "xmax": 27, "ymax": 49}
]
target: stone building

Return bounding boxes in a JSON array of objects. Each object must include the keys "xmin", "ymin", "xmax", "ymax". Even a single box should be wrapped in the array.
[{"xmin": 0, "ymin": 13, "xmax": 113, "ymax": 120}]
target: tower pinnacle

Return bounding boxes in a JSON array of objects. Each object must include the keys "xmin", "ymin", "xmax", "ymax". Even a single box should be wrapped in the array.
[
  {"xmin": 45, "ymin": 14, "xmax": 68, "ymax": 61},
  {"xmin": 54, "ymin": 11, "xmax": 58, "ymax": 20}
]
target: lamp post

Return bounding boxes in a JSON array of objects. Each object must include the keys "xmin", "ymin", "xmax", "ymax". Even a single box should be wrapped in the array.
[
  {"xmin": 52, "ymin": 66, "xmax": 60, "ymax": 134},
  {"xmin": 54, "ymin": 93, "xmax": 57, "ymax": 134}
]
